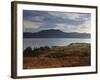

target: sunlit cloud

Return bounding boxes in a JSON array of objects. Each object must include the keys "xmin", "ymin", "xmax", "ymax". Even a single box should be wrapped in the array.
[{"xmin": 23, "ymin": 10, "xmax": 91, "ymax": 33}]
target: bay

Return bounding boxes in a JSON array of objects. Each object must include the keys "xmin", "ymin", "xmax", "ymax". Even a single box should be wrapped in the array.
[{"xmin": 23, "ymin": 38, "xmax": 90, "ymax": 50}]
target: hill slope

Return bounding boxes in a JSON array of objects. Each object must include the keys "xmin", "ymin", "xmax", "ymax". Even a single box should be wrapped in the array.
[
  {"xmin": 23, "ymin": 29, "xmax": 90, "ymax": 38},
  {"xmin": 23, "ymin": 43, "xmax": 90, "ymax": 69}
]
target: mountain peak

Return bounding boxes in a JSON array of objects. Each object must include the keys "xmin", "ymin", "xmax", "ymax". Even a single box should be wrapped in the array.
[{"xmin": 38, "ymin": 29, "xmax": 63, "ymax": 33}]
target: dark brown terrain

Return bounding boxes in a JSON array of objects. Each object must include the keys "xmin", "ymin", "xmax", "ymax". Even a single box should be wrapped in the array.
[{"xmin": 23, "ymin": 43, "xmax": 91, "ymax": 69}]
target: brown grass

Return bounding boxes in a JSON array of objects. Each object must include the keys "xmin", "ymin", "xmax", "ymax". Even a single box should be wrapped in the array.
[{"xmin": 23, "ymin": 43, "xmax": 91, "ymax": 69}]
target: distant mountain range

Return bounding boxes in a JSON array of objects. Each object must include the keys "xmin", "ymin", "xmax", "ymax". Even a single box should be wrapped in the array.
[{"xmin": 23, "ymin": 29, "xmax": 90, "ymax": 38}]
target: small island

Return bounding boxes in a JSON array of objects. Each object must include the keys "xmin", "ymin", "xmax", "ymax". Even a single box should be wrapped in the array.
[{"xmin": 23, "ymin": 43, "xmax": 91, "ymax": 69}]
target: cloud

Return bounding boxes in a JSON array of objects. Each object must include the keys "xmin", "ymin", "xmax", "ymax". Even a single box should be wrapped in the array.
[
  {"xmin": 55, "ymin": 20, "xmax": 91, "ymax": 33},
  {"xmin": 23, "ymin": 10, "xmax": 91, "ymax": 33},
  {"xmin": 47, "ymin": 12, "xmax": 90, "ymax": 21},
  {"xmin": 23, "ymin": 20, "xmax": 42, "ymax": 29},
  {"xmin": 23, "ymin": 10, "xmax": 88, "ymax": 25},
  {"xmin": 48, "ymin": 12, "xmax": 81, "ymax": 20},
  {"xmin": 23, "ymin": 20, "xmax": 43, "ymax": 32},
  {"xmin": 23, "ymin": 20, "xmax": 57, "ymax": 32},
  {"xmin": 78, "ymin": 20, "xmax": 91, "ymax": 33}
]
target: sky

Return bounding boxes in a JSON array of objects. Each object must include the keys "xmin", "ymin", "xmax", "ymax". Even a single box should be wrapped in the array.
[{"xmin": 23, "ymin": 10, "xmax": 91, "ymax": 33}]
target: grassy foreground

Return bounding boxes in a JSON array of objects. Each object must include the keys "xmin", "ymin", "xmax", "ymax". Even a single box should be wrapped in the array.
[{"xmin": 23, "ymin": 43, "xmax": 91, "ymax": 69}]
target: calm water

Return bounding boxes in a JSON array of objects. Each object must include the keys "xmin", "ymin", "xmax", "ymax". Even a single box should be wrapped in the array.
[{"xmin": 23, "ymin": 38, "xmax": 90, "ymax": 50}]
